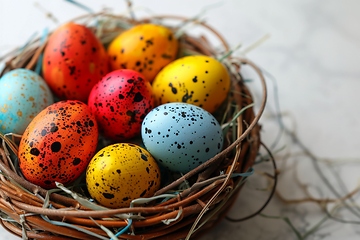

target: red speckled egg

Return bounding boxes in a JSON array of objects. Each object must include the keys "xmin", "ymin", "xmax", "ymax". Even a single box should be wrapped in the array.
[
  {"xmin": 88, "ymin": 69, "xmax": 153, "ymax": 141},
  {"xmin": 18, "ymin": 100, "xmax": 99, "ymax": 189},
  {"xmin": 42, "ymin": 22, "xmax": 109, "ymax": 102}
]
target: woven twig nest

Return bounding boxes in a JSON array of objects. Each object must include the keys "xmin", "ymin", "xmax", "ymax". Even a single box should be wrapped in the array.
[{"xmin": 0, "ymin": 9, "xmax": 270, "ymax": 240}]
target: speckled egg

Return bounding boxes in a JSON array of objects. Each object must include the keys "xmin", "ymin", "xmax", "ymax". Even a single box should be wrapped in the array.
[
  {"xmin": 18, "ymin": 100, "xmax": 98, "ymax": 189},
  {"xmin": 88, "ymin": 69, "xmax": 154, "ymax": 141},
  {"xmin": 152, "ymin": 55, "xmax": 231, "ymax": 113},
  {"xmin": 107, "ymin": 23, "xmax": 178, "ymax": 82},
  {"xmin": 86, "ymin": 143, "xmax": 161, "ymax": 208},
  {"xmin": 42, "ymin": 22, "xmax": 109, "ymax": 102},
  {"xmin": 0, "ymin": 68, "xmax": 53, "ymax": 135},
  {"xmin": 141, "ymin": 102, "xmax": 223, "ymax": 173}
]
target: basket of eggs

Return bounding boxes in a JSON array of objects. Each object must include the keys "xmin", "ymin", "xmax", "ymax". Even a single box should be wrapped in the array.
[{"xmin": 0, "ymin": 5, "xmax": 271, "ymax": 240}]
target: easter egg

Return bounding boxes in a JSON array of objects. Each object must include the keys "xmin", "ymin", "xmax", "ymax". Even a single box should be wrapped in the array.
[
  {"xmin": 107, "ymin": 23, "xmax": 178, "ymax": 82},
  {"xmin": 86, "ymin": 143, "xmax": 161, "ymax": 208},
  {"xmin": 152, "ymin": 55, "xmax": 231, "ymax": 113},
  {"xmin": 88, "ymin": 69, "xmax": 154, "ymax": 141},
  {"xmin": 42, "ymin": 22, "xmax": 109, "ymax": 102},
  {"xmin": 0, "ymin": 68, "xmax": 53, "ymax": 134},
  {"xmin": 141, "ymin": 102, "xmax": 223, "ymax": 173},
  {"xmin": 18, "ymin": 100, "xmax": 98, "ymax": 189}
]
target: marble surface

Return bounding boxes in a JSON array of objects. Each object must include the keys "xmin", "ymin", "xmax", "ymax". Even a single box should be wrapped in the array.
[{"xmin": 1, "ymin": 0, "xmax": 360, "ymax": 239}]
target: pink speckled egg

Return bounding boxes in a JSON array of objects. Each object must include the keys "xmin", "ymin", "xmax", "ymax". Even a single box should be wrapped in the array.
[{"xmin": 88, "ymin": 69, "xmax": 153, "ymax": 141}]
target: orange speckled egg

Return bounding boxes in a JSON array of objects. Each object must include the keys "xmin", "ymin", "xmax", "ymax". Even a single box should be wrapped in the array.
[
  {"xmin": 42, "ymin": 22, "xmax": 109, "ymax": 102},
  {"xmin": 152, "ymin": 55, "xmax": 231, "ymax": 113},
  {"xmin": 86, "ymin": 143, "xmax": 161, "ymax": 208},
  {"xmin": 107, "ymin": 23, "xmax": 178, "ymax": 82},
  {"xmin": 18, "ymin": 100, "xmax": 99, "ymax": 189}
]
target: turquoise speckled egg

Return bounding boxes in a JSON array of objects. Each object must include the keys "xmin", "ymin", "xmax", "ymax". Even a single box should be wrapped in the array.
[{"xmin": 0, "ymin": 68, "xmax": 54, "ymax": 134}]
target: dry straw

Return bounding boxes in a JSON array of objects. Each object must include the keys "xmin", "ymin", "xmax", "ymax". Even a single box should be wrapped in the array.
[{"xmin": 0, "ymin": 6, "xmax": 275, "ymax": 240}]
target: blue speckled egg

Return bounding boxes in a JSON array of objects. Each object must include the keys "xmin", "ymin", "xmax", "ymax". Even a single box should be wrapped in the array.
[
  {"xmin": 0, "ymin": 69, "xmax": 54, "ymax": 134},
  {"xmin": 141, "ymin": 102, "xmax": 223, "ymax": 173}
]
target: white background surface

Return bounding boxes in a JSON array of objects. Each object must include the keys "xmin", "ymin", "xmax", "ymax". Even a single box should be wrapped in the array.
[{"xmin": 1, "ymin": 0, "xmax": 360, "ymax": 239}]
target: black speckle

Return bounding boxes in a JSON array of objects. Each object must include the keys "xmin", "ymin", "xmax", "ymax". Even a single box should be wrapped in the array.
[
  {"xmin": 134, "ymin": 92, "xmax": 144, "ymax": 102},
  {"xmin": 140, "ymin": 189, "xmax": 147, "ymax": 197},
  {"xmin": 146, "ymin": 167, "xmax": 150, "ymax": 174},
  {"xmin": 146, "ymin": 39, "xmax": 153, "ymax": 46},
  {"xmin": 161, "ymin": 54, "xmax": 172, "ymax": 59},
  {"xmin": 119, "ymin": 94, "xmax": 125, "ymax": 99},
  {"xmin": 73, "ymin": 157, "xmax": 81, "ymax": 166},
  {"xmin": 145, "ymin": 128, "xmax": 152, "ymax": 134},
  {"xmin": 136, "ymin": 61, "xmax": 141, "ymax": 66},
  {"xmin": 126, "ymin": 110, "xmax": 137, "ymax": 123},
  {"xmin": 192, "ymin": 76, "xmax": 198, "ymax": 83},
  {"xmin": 103, "ymin": 193, "xmax": 114, "ymax": 199},
  {"xmin": 41, "ymin": 129, "xmax": 47, "ymax": 136},
  {"xmin": 51, "ymin": 142, "xmax": 61, "ymax": 152},
  {"xmin": 169, "ymin": 83, "xmax": 177, "ymax": 94},
  {"xmin": 205, "ymin": 148, "xmax": 210, "ymax": 153},
  {"xmin": 30, "ymin": 148, "xmax": 40, "ymax": 156},
  {"xmin": 117, "ymin": 169, "xmax": 121, "ymax": 174},
  {"xmin": 181, "ymin": 89, "xmax": 193, "ymax": 103},
  {"xmin": 141, "ymin": 154, "xmax": 148, "ymax": 161},
  {"xmin": 123, "ymin": 197, "xmax": 129, "ymax": 201},
  {"xmin": 50, "ymin": 125, "xmax": 59, "ymax": 133},
  {"xmin": 89, "ymin": 120, "xmax": 95, "ymax": 127},
  {"xmin": 68, "ymin": 66, "xmax": 76, "ymax": 75}
]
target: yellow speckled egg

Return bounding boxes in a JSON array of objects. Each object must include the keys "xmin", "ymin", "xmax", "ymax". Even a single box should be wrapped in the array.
[
  {"xmin": 86, "ymin": 143, "xmax": 161, "ymax": 208},
  {"xmin": 152, "ymin": 55, "xmax": 230, "ymax": 113},
  {"xmin": 107, "ymin": 23, "xmax": 178, "ymax": 82}
]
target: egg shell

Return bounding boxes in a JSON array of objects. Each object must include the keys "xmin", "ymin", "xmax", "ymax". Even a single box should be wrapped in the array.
[
  {"xmin": 107, "ymin": 23, "xmax": 178, "ymax": 82},
  {"xmin": 42, "ymin": 22, "xmax": 109, "ymax": 102},
  {"xmin": 88, "ymin": 69, "xmax": 154, "ymax": 141},
  {"xmin": 152, "ymin": 55, "xmax": 231, "ymax": 113},
  {"xmin": 141, "ymin": 102, "xmax": 224, "ymax": 173},
  {"xmin": 86, "ymin": 143, "xmax": 161, "ymax": 208},
  {"xmin": 0, "ymin": 68, "xmax": 54, "ymax": 134},
  {"xmin": 18, "ymin": 100, "xmax": 99, "ymax": 189}
]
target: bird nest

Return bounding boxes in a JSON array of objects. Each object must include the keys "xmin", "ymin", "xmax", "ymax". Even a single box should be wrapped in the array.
[{"xmin": 0, "ymin": 9, "xmax": 273, "ymax": 240}]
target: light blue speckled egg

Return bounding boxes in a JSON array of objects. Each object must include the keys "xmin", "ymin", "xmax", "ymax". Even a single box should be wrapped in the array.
[
  {"xmin": 141, "ymin": 102, "xmax": 223, "ymax": 173},
  {"xmin": 0, "ymin": 68, "xmax": 54, "ymax": 134}
]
